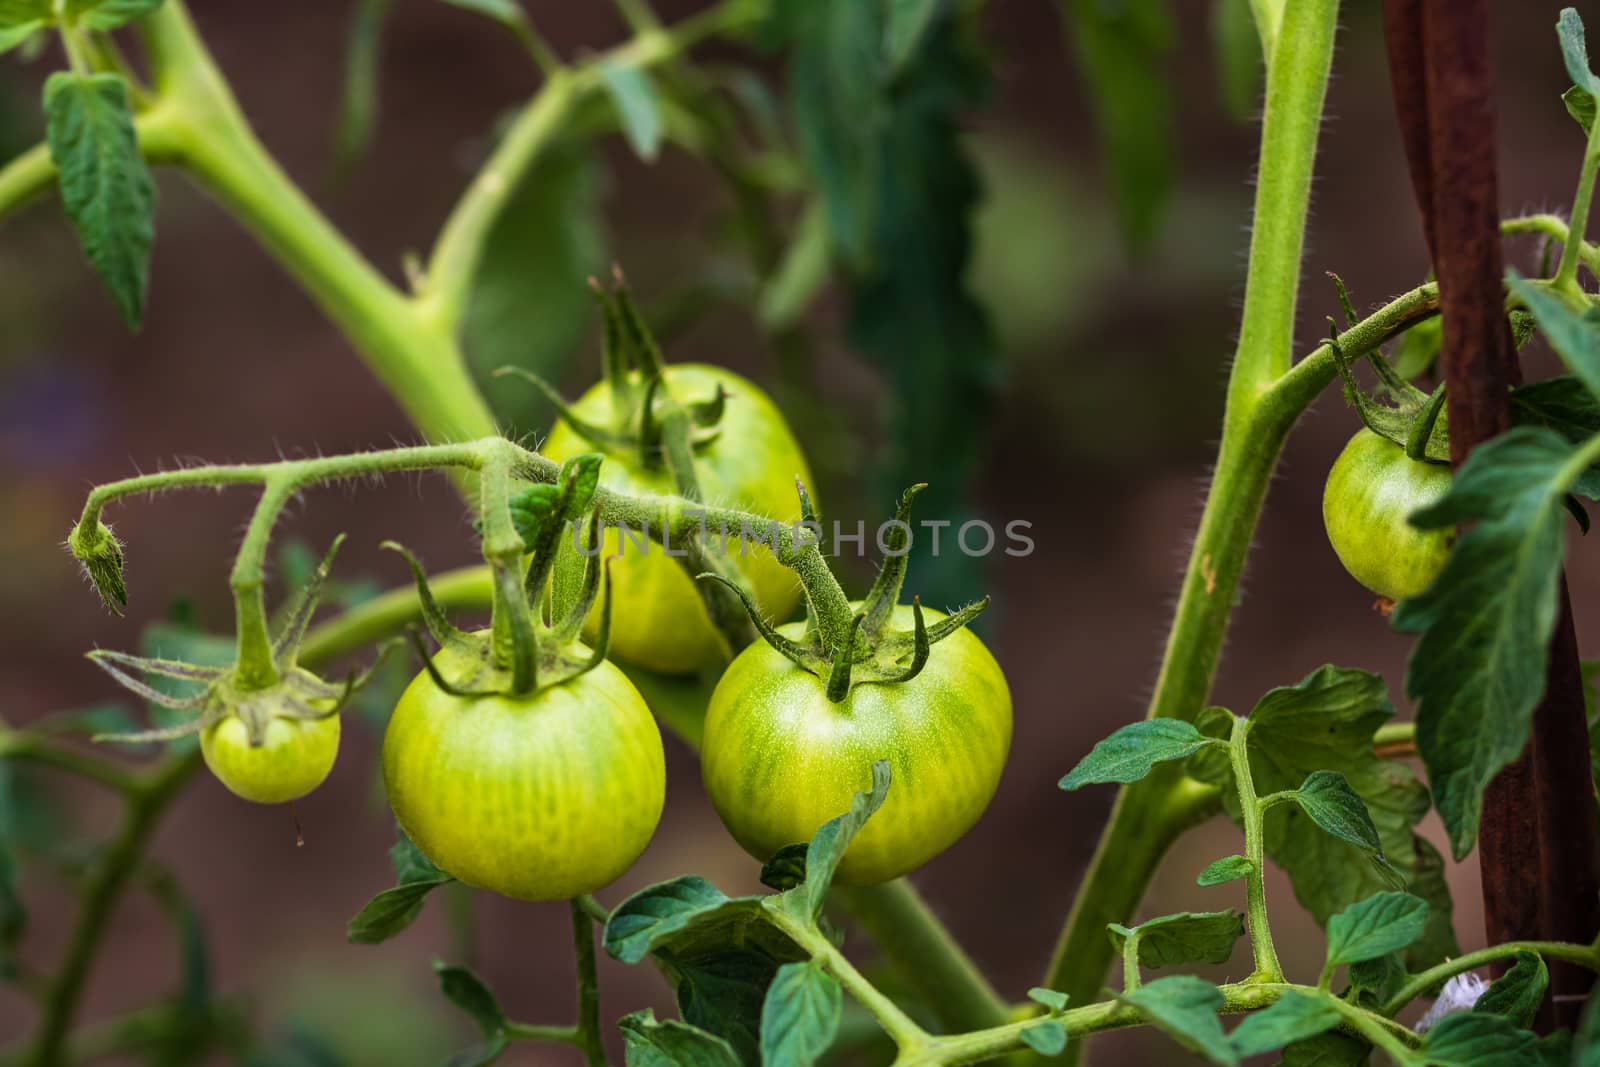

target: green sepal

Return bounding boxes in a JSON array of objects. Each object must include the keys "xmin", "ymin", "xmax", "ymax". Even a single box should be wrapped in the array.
[
  {"xmin": 1328, "ymin": 322, "xmax": 1451, "ymax": 462},
  {"xmin": 859, "ymin": 483, "xmax": 926, "ymax": 638},
  {"xmin": 67, "ymin": 519, "xmax": 128, "ymax": 615}
]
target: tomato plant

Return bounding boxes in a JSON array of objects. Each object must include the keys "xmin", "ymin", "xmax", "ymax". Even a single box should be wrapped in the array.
[{"xmin": 3, "ymin": 0, "xmax": 1600, "ymax": 1066}]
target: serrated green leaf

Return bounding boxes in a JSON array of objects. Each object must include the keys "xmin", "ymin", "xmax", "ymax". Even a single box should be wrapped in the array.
[
  {"xmin": 1325, "ymin": 892, "xmax": 1428, "ymax": 969},
  {"xmin": 346, "ymin": 876, "xmax": 453, "ymax": 944},
  {"xmin": 601, "ymin": 59, "xmax": 663, "ymax": 162},
  {"xmin": 1423, "ymin": 1011, "xmax": 1542, "ymax": 1066},
  {"xmin": 1119, "ymin": 976, "xmax": 1237, "ymax": 1067},
  {"xmin": 885, "ymin": 0, "xmax": 939, "ymax": 71},
  {"xmin": 779, "ymin": 760, "xmax": 891, "ymax": 920},
  {"xmin": 605, "ymin": 876, "xmax": 770, "ymax": 965},
  {"xmin": 330, "ymin": 0, "xmax": 394, "ymax": 183},
  {"xmin": 1510, "ymin": 376, "xmax": 1600, "ymax": 499},
  {"xmin": 1509, "ymin": 273, "xmax": 1600, "ymax": 402},
  {"xmin": 1393, "ymin": 427, "xmax": 1591, "ymax": 858},
  {"xmin": 1020, "ymin": 1021, "xmax": 1067, "ymax": 1056},
  {"xmin": 1347, "ymin": 953, "xmax": 1404, "ymax": 1001},
  {"xmin": 1028, "ymin": 987, "xmax": 1069, "ymax": 1012},
  {"xmin": 434, "ymin": 962, "xmax": 507, "ymax": 1039},
  {"xmin": 43, "ymin": 71, "xmax": 156, "ymax": 329},
  {"xmin": 1560, "ymin": 8, "xmax": 1600, "ymax": 96},
  {"xmin": 673, "ymin": 947, "xmax": 785, "ymax": 1067},
  {"xmin": 1280, "ymin": 1030, "xmax": 1372, "ymax": 1066},
  {"xmin": 1227, "ymin": 990, "xmax": 1340, "ymax": 1058},
  {"xmin": 1291, "ymin": 770, "xmax": 1390, "ymax": 874},
  {"xmin": 1475, "ymin": 952, "xmax": 1548, "ymax": 1030},
  {"xmin": 760, "ymin": 844, "xmax": 809, "ymax": 892},
  {"xmin": 620, "ymin": 1010, "xmax": 742, "ymax": 1067},
  {"xmin": 1566, "ymin": 85, "xmax": 1597, "ymax": 134},
  {"xmin": 1211, "ymin": 0, "xmax": 1261, "ymax": 121},
  {"xmin": 759, "ymin": 961, "xmax": 840, "ymax": 1067},
  {"xmin": 1058, "ymin": 0, "xmax": 1174, "ymax": 250},
  {"xmin": 1060, "ymin": 719, "xmax": 1212, "ymax": 789},
  {"xmin": 1197, "ymin": 855, "xmax": 1252, "ymax": 887},
  {"xmin": 69, "ymin": 0, "xmax": 163, "ymax": 31},
  {"xmin": 390, "ymin": 829, "xmax": 444, "ymax": 885},
  {"xmin": 1107, "ymin": 910, "xmax": 1244, "ymax": 969}
]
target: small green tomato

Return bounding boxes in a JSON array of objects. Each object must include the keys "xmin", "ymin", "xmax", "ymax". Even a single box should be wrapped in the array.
[
  {"xmin": 1322, "ymin": 428, "xmax": 1454, "ymax": 601},
  {"xmin": 200, "ymin": 711, "xmax": 340, "ymax": 804}
]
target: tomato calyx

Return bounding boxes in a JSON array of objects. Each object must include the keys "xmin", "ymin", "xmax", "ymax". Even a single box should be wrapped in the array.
[
  {"xmin": 66, "ymin": 518, "xmax": 127, "ymax": 615},
  {"xmin": 1326, "ymin": 315, "xmax": 1453, "ymax": 463},
  {"xmin": 494, "ymin": 269, "xmax": 726, "ymax": 493},
  {"xmin": 83, "ymin": 534, "xmax": 386, "ymax": 747},
  {"xmin": 701, "ymin": 482, "xmax": 990, "ymax": 702}
]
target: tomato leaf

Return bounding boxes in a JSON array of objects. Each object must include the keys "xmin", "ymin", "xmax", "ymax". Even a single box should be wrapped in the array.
[
  {"xmin": 435, "ymin": 962, "xmax": 508, "ymax": 1045},
  {"xmin": 390, "ymin": 829, "xmax": 445, "ymax": 884},
  {"xmin": 1060, "ymin": 719, "xmax": 1214, "ymax": 789},
  {"xmin": 1028, "ymin": 987, "xmax": 1069, "ymax": 1012},
  {"xmin": 1510, "ymin": 377, "xmax": 1600, "ymax": 500},
  {"xmin": 620, "ymin": 1009, "xmax": 742, "ymax": 1067},
  {"xmin": 1422, "ymin": 1012, "xmax": 1542, "ymax": 1067},
  {"xmin": 68, "ymin": 0, "xmax": 164, "ymax": 31},
  {"xmin": 43, "ymin": 71, "xmax": 157, "ymax": 330},
  {"xmin": 1196, "ymin": 855, "xmax": 1252, "ymax": 887},
  {"xmin": 1508, "ymin": 274, "xmax": 1600, "ymax": 402},
  {"xmin": 1118, "ymin": 976, "xmax": 1237, "ymax": 1067},
  {"xmin": 1020, "ymin": 1021, "xmax": 1067, "ymax": 1056},
  {"xmin": 1560, "ymin": 8, "xmax": 1600, "ymax": 97},
  {"xmin": 1392, "ymin": 427, "xmax": 1592, "ymax": 858},
  {"xmin": 1106, "ymin": 910, "xmax": 1244, "ymax": 970},
  {"xmin": 442, "ymin": 1038, "xmax": 509, "ymax": 1067},
  {"xmin": 1056, "ymin": 0, "xmax": 1175, "ymax": 250},
  {"xmin": 604, "ymin": 876, "xmax": 778, "ymax": 966},
  {"xmin": 1206, "ymin": 665, "xmax": 1457, "ymax": 968},
  {"xmin": 1475, "ymin": 952, "xmax": 1549, "ymax": 1031},
  {"xmin": 672, "ymin": 947, "xmax": 787, "ymax": 1067},
  {"xmin": 1347, "ymin": 952, "xmax": 1405, "ymax": 1001},
  {"xmin": 1324, "ymin": 891, "xmax": 1428, "ymax": 970},
  {"xmin": 346, "ymin": 876, "xmax": 454, "ymax": 944},
  {"xmin": 600, "ymin": 59, "xmax": 663, "ymax": 162},
  {"xmin": 760, "ymin": 845, "xmax": 809, "ymax": 892},
  {"xmin": 0, "ymin": 2, "xmax": 45, "ymax": 55},
  {"xmin": 885, "ymin": 0, "xmax": 939, "ymax": 72},
  {"xmin": 1290, "ymin": 770, "xmax": 1393, "ymax": 878},
  {"xmin": 1278, "ymin": 1030, "xmax": 1371, "ymax": 1066},
  {"xmin": 778, "ymin": 760, "xmax": 891, "ymax": 921},
  {"xmin": 1227, "ymin": 990, "xmax": 1340, "ymax": 1059},
  {"xmin": 1566, "ymin": 85, "xmax": 1597, "ymax": 134},
  {"xmin": 759, "ymin": 960, "xmax": 840, "ymax": 1067}
]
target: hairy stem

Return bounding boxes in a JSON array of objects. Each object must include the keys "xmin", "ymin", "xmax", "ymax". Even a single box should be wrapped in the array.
[
  {"xmin": 570, "ymin": 900, "xmax": 607, "ymax": 1067},
  {"xmin": 1382, "ymin": 939, "xmax": 1600, "ymax": 1016},
  {"xmin": 1231, "ymin": 719, "xmax": 1283, "ymax": 981},
  {"xmin": 1555, "ymin": 108, "xmax": 1600, "ymax": 295}
]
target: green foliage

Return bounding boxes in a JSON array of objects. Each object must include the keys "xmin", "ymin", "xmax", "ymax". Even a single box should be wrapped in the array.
[
  {"xmin": 620, "ymin": 1010, "xmax": 742, "ymax": 1067},
  {"xmin": 1211, "ymin": 0, "xmax": 1262, "ymax": 121},
  {"xmin": 1119, "ymin": 976, "xmax": 1236, "ymax": 1067},
  {"xmin": 1226, "ymin": 990, "xmax": 1339, "ymax": 1058},
  {"xmin": 1422, "ymin": 1012, "xmax": 1541, "ymax": 1066},
  {"xmin": 1020, "ymin": 1021, "xmax": 1068, "ymax": 1056},
  {"xmin": 886, "ymin": 0, "xmax": 940, "ymax": 73},
  {"xmin": 330, "ymin": 0, "xmax": 394, "ymax": 183},
  {"xmin": 1511, "ymin": 275, "xmax": 1600, "ymax": 401},
  {"xmin": 1279, "ymin": 1031, "xmax": 1371, "ymax": 1066},
  {"xmin": 758, "ymin": 961, "xmax": 841, "ymax": 1067},
  {"xmin": 1323, "ymin": 892, "xmax": 1427, "ymax": 971},
  {"xmin": 43, "ymin": 71, "xmax": 156, "ymax": 329},
  {"xmin": 1475, "ymin": 952, "xmax": 1549, "ymax": 1031},
  {"xmin": 1060, "ymin": 719, "xmax": 1215, "ymax": 788},
  {"xmin": 346, "ymin": 831, "xmax": 454, "ymax": 944},
  {"xmin": 1196, "ymin": 855, "xmax": 1252, "ymax": 887},
  {"xmin": 434, "ymin": 962, "xmax": 510, "ymax": 1066},
  {"xmin": 781, "ymin": 760, "xmax": 891, "ymax": 921},
  {"xmin": 605, "ymin": 877, "xmax": 760, "ymax": 965},
  {"xmin": 1028, "ymin": 987, "xmax": 1069, "ymax": 1012},
  {"xmin": 1288, "ymin": 770, "xmax": 1391, "ymax": 876},
  {"xmin": 1056, "ymin": 0, "xmax": 1174, "ymax": 250},
  {"xmin": 1393, "ymin": 427, "xmax": 1594, "ymax": 857},
  {"xmin": 1509, "ymin": 376, "xmax": 1600, "ymax": 499},
  {"xmin": 1106, "ymin": 910, "xmax": 1245, "ymax": 969},
  {"xmin": 68, "ymin": 0, "xmax": 164, "ymax": 31},
  {"xmin": 601, "ymin": 59, "xmax": 665, "ymax": 162}
]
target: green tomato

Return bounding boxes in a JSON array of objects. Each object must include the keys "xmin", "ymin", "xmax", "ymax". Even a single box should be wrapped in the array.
[
  {"xmin": 700, "ymin": 604, "xmax": 1012, "ymax": 885},
  {"xmin": 201, "ymin": 711, "xmax": 340, "ymax": 804},
  {"xmin": 382, "ymin": 640, "xmax": 666, "ymax": 902},
  {"xmin": 1322, "ymin": 428, "xmax": 1454, "ymax": 601},
  {"xmin": 543, "ymin": 363, "xmax": 813, "ymax": 674}
]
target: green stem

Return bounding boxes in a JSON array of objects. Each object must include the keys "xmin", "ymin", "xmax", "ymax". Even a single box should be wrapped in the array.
[
  {"xmin": 229, "ymin": 480, "xmax": 294, "ymax": 689},
  {"xmin": 1325, "ymin": 996, "xmax": 1420, "ymax": 1062},
  {"xmin": 1383, "ymin": 940, "xmax": 1600, "ymax": 1016},
  {"xmin": 0, "ymin": 732, "xmax": 143, "ymax": 793},
  {"xmin": 1120, "ymin": 935, "xmax": 1140, "ymax": 994},
  {"xmin": 1555, "ymin": 111, "xmax": 1600, "ymax": 295},
  {"xmin": 831, "ymin": 880, "xmax": 1011, "ymax": 1034},
  {"xmin": 1231, "ymin": 718, "xmax": 1282, "ymax": 982},
  {"xmin": 570, "ymin": 900, "xmax": 607, "ymax": 1067},
  {"xmin": 1503, "ymin": 213, "xmax": 1600, "ymax": 278},
  {"xmin": 795, "ymin": 926, "xmax": 931, "ymax": 1052}
]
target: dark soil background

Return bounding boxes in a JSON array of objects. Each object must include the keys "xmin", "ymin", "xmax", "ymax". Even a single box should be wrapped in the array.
[{"xmin": 2, "ymin": 1, "xmax": 1597, "ymax": 1063}]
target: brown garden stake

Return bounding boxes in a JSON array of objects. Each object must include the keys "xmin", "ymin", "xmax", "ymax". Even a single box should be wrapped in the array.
[{"xmin": 1382, "ymin": 0, "xmax": 1600, "ymax": 1027}]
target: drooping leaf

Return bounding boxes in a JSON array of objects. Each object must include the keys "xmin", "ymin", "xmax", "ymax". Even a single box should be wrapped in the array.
[
  {"xmin": 620, "ymin": 1010, "xmax": 742, "ymax": 1067},
  {"xmin": 434, "ymin": 962, "xmax": 508, "ymax": 1040},
  {"xmin": 1211, "ymin": 0, "xmax": 1262, "ymax": 121},
  {"xmin": 1290, "ymin": 770, "xmax": 1392, "ymax": 876},
  {"xmin": 758, "ymin": 961, "xmax": 840, "ymax": 1067},
  {"xmin": 673, "ymin": 947, "xmax": 786, "ymax": 1067},
  {"xmin": 1227, "ymin": 990, "xmax": 1340, "ymax": 1058},
  {"xmin": 1020, "ymin": 1021, "xmax": 1067, "ymax": 1056},
  {"xmin": 347, "ymin": 876, "xmax": 454, "ymax": 944},
  {"xmin": 1324, "ymin": 892, "xmax": 1428, "ymax": 970},
  {"xmin": 1392, "ymin": 427, "xmax": 1593, "ymax": 858},
  {"xmin": 1475, "ymin": 952, "xmax": 1549, "ymax": 1031},
  {"xmin": 1213, "ymin": 665, "xmax": 1456, "ymax": 967},
  {"xmin": 1106, "ymin": 910, "xmax": 1245, "ymax": 969},
  {"xmin": 43, "ymin": 71, "xmax": 156, "ymax": 329},
  {"xmin": 1061, "ymin": 719, "xmax": 1213, "ymax": 789},
  {"xmin": 330, "ymin": 0, "xmax": 394, "ymax": 183},
  {"xmin": 605, "ymin": 876, "xmax": 757, "ymax": 965},
  {"xmin": 1028, "ymin": 987, "xmax": 1069, "ymax": 1012},
  {"xmin": 601, "ymin": 59, "xmax": 664, "ymax": 161},
  {"xmin": 1559, "ymin": 8, "xmax": 1600, "ymax": 97},
  {"xmin": 1118, "ymin": 976, "xmax": 1237, "ymax": 1067},
  {"xmin": 1423, "ymin": 1012, "xmax": 1542, "ymax": 1067},
  {"xmin": 1057, "ymin": 0, "xmax": 1174, "ymax": 250},
  {"xmin": 776, "ymin": 760, "xmax": 891, "ymax": 921},
  {"xmin": 1196, "ymin": 855, "xmax": 1252, "ymax": 887}
]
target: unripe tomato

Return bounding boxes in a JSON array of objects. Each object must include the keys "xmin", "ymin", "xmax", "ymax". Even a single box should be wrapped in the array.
[
  {"xmin": 1322, "ymin": 428, "xmax": 1454, "ymax": 601},
  {"xmin": 700, "ymin": 604, "xmax": 1012, "ymax": 885},
  {"xmin": 201, "ymin": 711, "xmax": 340, "ymax": 804},
  {"xmin": 382, "ymin": 640, "xmax": 666, "ymax": 902},
  {"xmin": 543, "ymin": 364, "xmax": 812, "ymax": 674}
]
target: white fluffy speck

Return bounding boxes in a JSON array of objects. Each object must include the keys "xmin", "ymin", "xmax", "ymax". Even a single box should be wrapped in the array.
[{"xmin": 1414, "ymin": 972, "xmax": 1489, "ymax": 1033}]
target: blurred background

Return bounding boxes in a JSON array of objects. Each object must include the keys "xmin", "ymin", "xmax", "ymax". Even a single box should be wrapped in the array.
[{"xmin": 2, "ymin": 0, "xmax": 1598, "ymax": 1062}]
